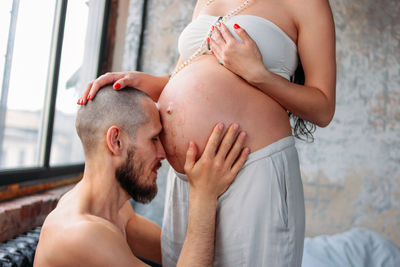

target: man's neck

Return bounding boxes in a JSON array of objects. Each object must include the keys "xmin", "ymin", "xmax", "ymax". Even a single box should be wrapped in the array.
[{"xmin": 77, "ymin": 159, "xmax": 130, "ymax": 224}]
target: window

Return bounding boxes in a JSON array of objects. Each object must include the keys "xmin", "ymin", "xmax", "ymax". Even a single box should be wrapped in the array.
[
  {"xmin": 0, "ymin": 0, "xmax": 108, "ymax": 186},
  {"xmin": 51, "ymin": 1, "xmax": 101, "ymax": 166}
]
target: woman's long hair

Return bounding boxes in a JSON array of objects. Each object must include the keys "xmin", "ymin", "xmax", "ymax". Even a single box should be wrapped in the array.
[{"xmin": 290, "ymin": 60, "xmax": 316, "ymax": 142}]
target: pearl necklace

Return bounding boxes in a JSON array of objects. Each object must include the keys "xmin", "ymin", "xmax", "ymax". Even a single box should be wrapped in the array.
[
  {"xmin": 205, "ymin": 0, "xmax": 216, "ymax": 7},
  {"xmin": 170, "ymin": 0, "xmax": 251, "ymax": 79}
]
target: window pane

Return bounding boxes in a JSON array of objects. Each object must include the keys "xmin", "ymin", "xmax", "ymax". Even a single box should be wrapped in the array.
[
  {"xmin": 0, "ymin": 0, "xmax": 13, "ymax": 91},
  {"xmin": 50, "ymin": 1, "xmax": 90, "ymax": 165},
  {"xmin": 0, "ymin": 0, "xmax": 56, "ymax": 169}
]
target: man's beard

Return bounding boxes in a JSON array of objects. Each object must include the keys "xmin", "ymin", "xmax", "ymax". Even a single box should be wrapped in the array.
[{"xmin": 115, "ymin": 148, "xmax": 158, "ymax": 204}]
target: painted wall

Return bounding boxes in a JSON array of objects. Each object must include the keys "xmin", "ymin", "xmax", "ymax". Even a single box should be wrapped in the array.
[
  {"xmin": 298, "ymin": 0, "xmax": 400, "ymax": 245},
  {"xmin": 124, "ymin": 0, "xmax": 400, "ymax": 246}
]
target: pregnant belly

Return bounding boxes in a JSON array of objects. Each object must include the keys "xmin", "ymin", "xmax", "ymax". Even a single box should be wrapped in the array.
[{"xmin": 158, "ymin": 55, "xmax": 292, "ymax": 173}]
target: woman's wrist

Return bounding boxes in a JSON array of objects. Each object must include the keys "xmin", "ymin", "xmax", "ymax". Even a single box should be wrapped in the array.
[
  {"xmin": 246, "ymin": 65, "xmax": 272, "ymax": 87},
  {"xmin": 135, "ymin": 72, "xmax": 153, "ymax": 89},
  {"xmin": 135, "ymin": 73, "xmax": 169, "ymax": 101}
]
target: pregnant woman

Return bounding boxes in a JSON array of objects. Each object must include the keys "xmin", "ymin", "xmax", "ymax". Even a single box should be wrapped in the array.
[{"xmin": 80, "ymin": 0, "xmax": 336, "ymax": 265}]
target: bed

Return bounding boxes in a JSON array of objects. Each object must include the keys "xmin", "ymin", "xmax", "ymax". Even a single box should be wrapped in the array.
[{"xmin": 302, "ymin": 228, "xmax": 400, "ymax": 267}]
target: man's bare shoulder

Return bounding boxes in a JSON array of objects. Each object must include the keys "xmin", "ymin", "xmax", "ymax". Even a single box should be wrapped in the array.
[{"xmin": 34, "ymin": 211, "xmax": 147, "ymax": 267}]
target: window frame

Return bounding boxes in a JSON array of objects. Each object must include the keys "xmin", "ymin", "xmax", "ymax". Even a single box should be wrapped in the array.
[{"xmin": 0, "ymin": 0, "xmax": 112, "ymax": 187}]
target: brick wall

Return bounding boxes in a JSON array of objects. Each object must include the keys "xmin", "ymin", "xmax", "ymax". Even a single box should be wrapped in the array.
[{"xmin": 0, "ymin": 185, "xmax": 73, "ymax": 243}]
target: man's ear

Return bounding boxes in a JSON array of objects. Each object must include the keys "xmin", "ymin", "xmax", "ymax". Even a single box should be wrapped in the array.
[{"xmin": 106, "ymin": 126, "xmax": 124, "ymax": 156}]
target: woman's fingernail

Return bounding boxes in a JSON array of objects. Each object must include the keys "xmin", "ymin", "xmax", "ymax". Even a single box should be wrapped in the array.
[
  {"xmin": 244, "ymin": 147, "xmax": 250, "ymax": 154},
  {"xmin": 219, "ymin": 123, "xmax": 224, "ymax": 130},
  {"xmin": 211, "ymin": 50, "xmax": 214, "ymax": 55},
  {"xmin": 207, "ymin": 37, "xmax": 210, "ymax": 43},
  {"xmin": 240, "ymin": 132, "xmax": 247, "ymax": 138},
  {"xmin": 114, "ymin": 83, "xmax": 121, "ymax": 90},
  {"xmin": 233, "ymin": 124, "xmax": 239, "ymax": 131},
  {"xmin": 234, "ymin": 24, "xmax": 240, "ymax": 29},
  {"xmin": 87, "ymin": 94, "xmax": 91, "ymax": 100},
  {"xmin": 77, "ymin": 99, "xmax": 81, "ymax": 105},
  {"xmin": 211, "ymin": 25, "xmax": 214, "ymax": 31},
  {"xmin": 218, "ymin": 22, "xmax": 221, "ymax": 27}
]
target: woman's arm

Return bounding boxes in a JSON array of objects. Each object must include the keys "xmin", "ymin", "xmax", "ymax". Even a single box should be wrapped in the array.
[
  {"xmin": 79, "ymin": 57, "xmax": 185, "ymax": 104},
  {"xmin": 79, "ymin": 0, "xmax": 205, "ymax": 105},
  {"xmin": 209, "ymin": 0, "xmax": 336, "ymax": 127},
  {"xmin": 250, "ymin": 0, "xmax": 336, "ymax": 127}
]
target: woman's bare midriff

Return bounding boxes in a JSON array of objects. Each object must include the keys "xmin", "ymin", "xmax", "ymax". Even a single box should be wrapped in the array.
[{"xmin": 158, "ymin": 55, "xmax": 292, "ymax": 173}]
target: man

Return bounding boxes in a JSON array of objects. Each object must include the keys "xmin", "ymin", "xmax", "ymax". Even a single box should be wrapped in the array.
[{"xmin": 34, "ymin": 86, "xmax": 249, "ymax": 266}]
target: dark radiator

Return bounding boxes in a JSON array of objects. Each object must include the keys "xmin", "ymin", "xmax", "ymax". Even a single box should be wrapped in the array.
[{"xmin": 0, "ymin": 227, "xmax": 41, "ymax": 267}]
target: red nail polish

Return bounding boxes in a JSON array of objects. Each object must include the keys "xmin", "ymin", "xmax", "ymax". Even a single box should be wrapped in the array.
[
  {"xmin": 211, "ymin": 50, "xmax": 214, "ymax": 55},
  {"xmin": 77, "ymin": 99, "xmax": 81, "ymax": 105},
  {"xmin": 87, "ymin": 94, "xmax": 91, "ymax": 101},
  {"xmin": 234, "ymin": 24, "xmax": 240, "ymax": 29},
  {"xmin": 207, "ymin": 37, "xmax": 210, "ymax": 43},
  {"xmin": 114, "ymin": 83, "xmax": 121, "ymax": 90},
  {"xmin": 218, "ymin": 22, "xmax": 221, "ymax": 27},
  {"xmin": 211, "ymin": 25, "xmax": 214, "ymax": 31}
]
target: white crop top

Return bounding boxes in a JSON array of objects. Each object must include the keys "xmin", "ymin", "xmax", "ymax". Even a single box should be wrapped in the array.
[{"xmin": 178, "ymin": 14, "xmax": 298, "ymax": 80}]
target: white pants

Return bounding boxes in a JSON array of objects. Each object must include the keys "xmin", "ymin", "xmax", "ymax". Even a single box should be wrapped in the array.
[{"xmin": 161, "ymin": 136, "xmax": 305, "ymax": 267}]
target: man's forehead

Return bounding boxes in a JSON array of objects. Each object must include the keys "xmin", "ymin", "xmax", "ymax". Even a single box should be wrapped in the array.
[
  {"xmin": 141, "ymin": 99, "xmax": 162, "ymax": 132},
  {"xmin": 147, "ymin": 101, "xmax": 161, "ymax": 122}
]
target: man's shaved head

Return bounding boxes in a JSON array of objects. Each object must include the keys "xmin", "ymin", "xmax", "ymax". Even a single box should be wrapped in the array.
[{"xmin": 76, "ymin": 86, "xmax": 150, "ymax": 156}]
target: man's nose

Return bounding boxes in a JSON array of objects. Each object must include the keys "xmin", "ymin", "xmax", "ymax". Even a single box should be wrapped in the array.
[{"xmin": 157, "ymin": 140, "xmax": 166, "ymax": 160}]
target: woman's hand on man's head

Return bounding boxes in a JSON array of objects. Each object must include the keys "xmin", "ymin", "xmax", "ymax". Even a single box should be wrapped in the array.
[{"xmin": 78, "ymin": 71, "xmax": 142, "ymax": 105}]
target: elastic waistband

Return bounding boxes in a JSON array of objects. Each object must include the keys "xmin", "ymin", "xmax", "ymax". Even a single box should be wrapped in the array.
[
  {"xmin": 174, "ymin": 136, "xmax": 295, "ymax": 182},
  {"xmin": 243, "ymin": 135, "xmax": 295, "ymax": 167}
]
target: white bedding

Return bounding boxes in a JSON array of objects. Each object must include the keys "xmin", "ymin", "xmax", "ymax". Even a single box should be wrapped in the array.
[{"xmin": 302, "ymin": 228, "xmax": 400, "ymax": 267}]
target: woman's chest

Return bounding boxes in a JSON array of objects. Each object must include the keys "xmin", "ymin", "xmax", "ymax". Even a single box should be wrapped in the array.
[
  {"xmin": 178, "ymin": 12, "xmax": 298, "ymax": 80},
  {"xmin": 198, "ymin": 0, "xmax": 297, "ymax": 43}
]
